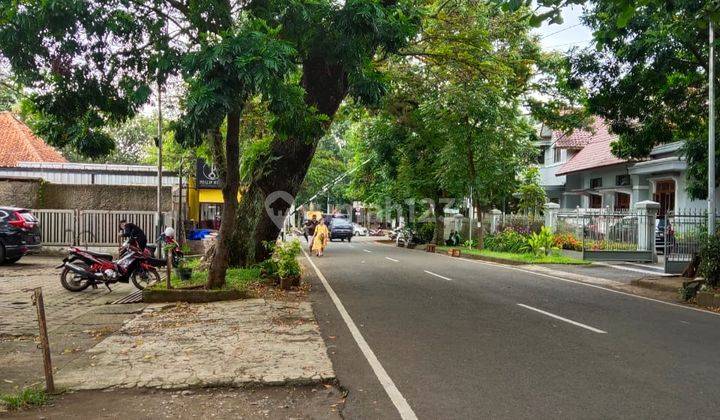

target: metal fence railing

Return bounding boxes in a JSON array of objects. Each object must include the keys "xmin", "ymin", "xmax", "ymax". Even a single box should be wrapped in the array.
[
  {"xmin": 664, "ymin": 209, "xmax": 720, "ymax": 273},
  {"xmin": 498, "ymin": 212, "xmax": 543, "ymax": 235},
  {"xmin": 581, "ymin": 208, "xmax": 639, "ymax": 252}
]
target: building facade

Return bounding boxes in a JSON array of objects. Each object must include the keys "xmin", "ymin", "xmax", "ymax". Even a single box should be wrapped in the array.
[{"xmin": 536, "ymin": 118, "xmax": 720, "ymax": 215}]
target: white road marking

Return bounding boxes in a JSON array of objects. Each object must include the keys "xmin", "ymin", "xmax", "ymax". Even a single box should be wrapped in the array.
[
  {"xmin": 451, "ymin": 256, "xmax": 720, "ymax": 318},
  {"xmin": 517, "ymin": 303, "xmax": 607, "ymax": 334},
  {"xmin": 424, "ymin": 270, "xmax": 452, "ymax": 281},
  {"xmin": 363, "ymin": 249, "xmax": 372, "ymax": 253},
  {"xmin": 301, "ymin": 248, "xmax": 418, "ymax": 420},
  {"xmin": 385, "ymin": 257, "xmax": 399, "ymax": 262},
  {"xmin": 374, "ymin": 238, "xmax": 720, "ymax": 318}
]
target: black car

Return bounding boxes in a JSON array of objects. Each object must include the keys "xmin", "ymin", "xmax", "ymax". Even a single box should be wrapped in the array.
[
  {"xmin": 0, "ymin": 207, "xmax": 41, "ymax": 264},
  {"xmin": 329, "ymin": 218, "xmax": 354, "ymax": 242}
]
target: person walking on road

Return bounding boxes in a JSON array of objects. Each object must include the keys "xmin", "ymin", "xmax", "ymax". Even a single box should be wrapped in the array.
[
  {"xmin": 303, "ymin": 215, "xmax": 318, "ymax": 244},
  {"xmin": 311, "ymin": 218, "xmax": 330, "ymax": 257}
]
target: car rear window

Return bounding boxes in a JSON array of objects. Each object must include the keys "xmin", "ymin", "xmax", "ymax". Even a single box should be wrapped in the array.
[{"xmin": 332, "ymin": 220, "xmax": 351, "ymax": 227}]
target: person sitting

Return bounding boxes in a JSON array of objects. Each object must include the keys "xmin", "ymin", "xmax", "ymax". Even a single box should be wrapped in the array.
[
  {"xmin": 445, "ymin": 230, "xmax": 456, "ymax": 246},
  {"xmin": 452, "ymin": 231, "xmax": 462, "ymax": 246}
]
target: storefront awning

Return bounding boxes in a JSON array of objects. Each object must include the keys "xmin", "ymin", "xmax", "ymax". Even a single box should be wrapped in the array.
[{"xmin": 198, "ymin": 189, "xmax": 224, "ymax": 204}]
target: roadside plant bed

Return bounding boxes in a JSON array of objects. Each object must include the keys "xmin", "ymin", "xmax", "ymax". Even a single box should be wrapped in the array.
[
  {"xmin": 435, "ymin": 246, "xmax": 588, "ymax": 265},
  {"xmin": 144, "ymin": 265, "xmax": 263, "ymax": 303}
]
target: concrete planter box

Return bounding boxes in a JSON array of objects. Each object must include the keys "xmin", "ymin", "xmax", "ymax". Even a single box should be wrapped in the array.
[
  {"xmin": 279, "ymin": 275, "xmax": 301, "ymax": 291},
  {"xmin": 448, "ymin": 249, "xmax": 461, "ymax": 257},
  {"xmin": 696, "ymin": 291, "xmax": 720, "ymax": 308},
  {"xmin": 426, "ymin": 244, "xmax": 436, "ymax": 253},
  {"xmin": 143, "ymin": 287, "xmax": 249, "ymax": 303}
]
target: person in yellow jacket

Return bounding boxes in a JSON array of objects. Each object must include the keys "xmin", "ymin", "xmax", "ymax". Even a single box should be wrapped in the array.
[{"xmin": 311, "ymin": 218, "xmax": 330, "ymax": 256}]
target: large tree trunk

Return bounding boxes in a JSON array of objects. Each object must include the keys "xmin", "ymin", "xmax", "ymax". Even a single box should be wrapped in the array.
[
  {"xmin": 432, "ymin": 192, "xmax": 445, "ymax": 245},
  {"xmin": 230, "ymin": 56, "xmax": 348, "ymax": 266},
  {"xmin": 207, "ymin": 110, "xmax": 241, "ymax": 288}
]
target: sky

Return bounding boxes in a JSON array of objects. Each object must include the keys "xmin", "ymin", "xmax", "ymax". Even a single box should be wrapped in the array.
[{"xmin": 533, "ymin": 5, "xmax": 595, "ymax": 52}]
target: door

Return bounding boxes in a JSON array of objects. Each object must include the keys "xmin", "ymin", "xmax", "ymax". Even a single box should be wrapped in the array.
[
  {"xmin": 590, "ymin": 194, "xmax": 602, "ymax": 209},
  {"xmin": 653, "ymin": 180, "xmax": 675, "ymax": 217}
]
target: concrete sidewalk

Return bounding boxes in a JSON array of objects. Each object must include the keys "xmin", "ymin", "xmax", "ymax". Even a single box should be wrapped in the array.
[{"xmin": 56, "ymin": 300, "xmax": 335, "ymax": 390}]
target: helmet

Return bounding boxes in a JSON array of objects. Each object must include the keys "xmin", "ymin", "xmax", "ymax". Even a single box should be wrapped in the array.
[{"xmin": 164, "ymin": 227, "xmax": 176, "ymax": 238}]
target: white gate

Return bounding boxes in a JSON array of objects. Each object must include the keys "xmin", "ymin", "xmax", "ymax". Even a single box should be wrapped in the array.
[
  {"xmin": 32, "ymin": 209, "xmax": 75, "ymax": 246},
  {"xmin": 78, "ymin": 210, "xmax": 159, "ymax": 246},
  {"xmin": 31, "ymin": 209, "xmax": 173, "ymax": 247}
]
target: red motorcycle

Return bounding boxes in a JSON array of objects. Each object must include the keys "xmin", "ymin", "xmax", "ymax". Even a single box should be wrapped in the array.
[{"xmin": 58, "ymin": 239, "xmax": 166, "ymax": 292}]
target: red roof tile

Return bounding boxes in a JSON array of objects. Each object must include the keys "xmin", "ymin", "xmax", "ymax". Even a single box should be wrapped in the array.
[
  {"xmin": 556, "ymin": 138, "xmax": 627, "ymax": 175},
  {"xmin": 0, "ymin": 112, "xmax": 67, "ymax": 167},
  {"xmin": 553, "ymin": 117, "xmax": 615, "ymax": 149}
]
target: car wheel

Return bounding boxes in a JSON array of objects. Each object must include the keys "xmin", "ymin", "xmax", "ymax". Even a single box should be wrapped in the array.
[
  {"xmin": 341, "ymin": 238, "xmax": 345, "ymax": 242},
  {"xmin": 348, "ymin": 236, "xmax": 352, "ymax": 242},
  {"xmin": 4, "ymin": 256, "xmax": 22, "ymax": 264},
  {"xmin": 0, "ymin": 244, "xmax": 4, "ymax": 264}
]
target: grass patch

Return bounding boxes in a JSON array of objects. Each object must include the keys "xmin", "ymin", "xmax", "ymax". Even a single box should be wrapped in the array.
[
  {"xmin": 0, "ymin": 388, "xmax": 48, "ymax": 411},
  {"xmin": 436, "ymin": 246, "xmax": 588, "ymax": 265},
  {"xmin": 151, "ymin": 257, "xmax": 262, "ymax": 291}
]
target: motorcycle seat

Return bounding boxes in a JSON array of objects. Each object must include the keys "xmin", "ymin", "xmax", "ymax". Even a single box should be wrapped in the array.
[{"xmin": 85, "ymin": 250, "xmax": 113, "ymax": 260}]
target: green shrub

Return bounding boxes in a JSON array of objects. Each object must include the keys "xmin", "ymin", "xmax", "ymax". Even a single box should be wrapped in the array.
[
  {"xmin": 483, "ymin": 228, "xmax": 529, "ymax": 253},
  {"xmin": 463, "ymin": 239, "xmax": 477, "ymax": 248},
  {"xmin": 416, "ymin": 223, "xmax": 436, "ymax": 243},
  {"xmin": 699, "ymin": 234, "xmax": 720, "ymax": 287},
  {"xmin": 273, "ymin": 240, "xmax": 302, "ymax": 279},
  {"xmin": 527, "ymin": 227, "xmax": 557, "ymax": 256}
]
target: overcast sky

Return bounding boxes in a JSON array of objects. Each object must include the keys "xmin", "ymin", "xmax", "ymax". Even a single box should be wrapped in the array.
[{"xmin": 533, "ymin": 5, "xmax": 594, "ymax": 52}]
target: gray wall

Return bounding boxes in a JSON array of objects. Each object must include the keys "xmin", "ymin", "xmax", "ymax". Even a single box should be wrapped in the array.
[
  {"xmin": 0, "ymin": 178, "xmax": 42, "ymax": 208},
  {"xmin": 0, "ymin": 177, "xmax": 171, "ymax": 211}
]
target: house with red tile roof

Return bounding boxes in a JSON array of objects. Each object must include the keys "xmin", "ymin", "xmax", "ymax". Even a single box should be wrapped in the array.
[
  {"xmin": 535, "ymin": 117, "xmax": 719, "ymax": 214},
  {"xmin": 0, "ymin": 111, "xmax": 67, "ymax": 167}
]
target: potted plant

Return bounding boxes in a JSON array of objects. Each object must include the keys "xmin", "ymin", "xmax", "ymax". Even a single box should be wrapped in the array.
[
  {"xmin": 176, "ymin": 260, "xmax": 193, "ymax": 281},
  {"xmin": 274, "ymin": 240, "xmax": 302, "ymax": 290}
]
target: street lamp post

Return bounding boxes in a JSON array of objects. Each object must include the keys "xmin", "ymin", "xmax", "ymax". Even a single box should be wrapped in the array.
[{"xmin": 709, "ymin": 19, "xmax": 717, "ymax": 235}]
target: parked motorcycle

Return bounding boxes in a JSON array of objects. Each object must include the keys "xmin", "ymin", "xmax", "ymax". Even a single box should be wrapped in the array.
[
  {"xmin": 58, "ymin": 239, "xmax": 166, "ymax": 292},
  {"xmin": 157, "ymin": 227, "xmax": 184, "ymax": 268},
  {"xmin": 368, "ymin": 228, "xmax": 385, "ymax": 236}
]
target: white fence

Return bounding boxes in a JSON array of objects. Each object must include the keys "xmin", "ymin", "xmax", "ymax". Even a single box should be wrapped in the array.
[
  {"xmin": 32, "ymin": 209, "xmax": 173, "ymax": 247},
  {"xmin": 33, "ymin": 209, "xmax": 76, "ymax": 246}
]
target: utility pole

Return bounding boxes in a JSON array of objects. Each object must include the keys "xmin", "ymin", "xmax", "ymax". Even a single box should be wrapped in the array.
[
  {"xmin": 710, "ymin": 19, "xmax": 717, "ymax": 235},
  {"xmin": 156, "ymin": 79, "xmax": 164, "ymax": 243}
]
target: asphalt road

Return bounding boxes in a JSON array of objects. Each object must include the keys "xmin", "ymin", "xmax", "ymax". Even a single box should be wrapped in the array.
[{"xmin": 304, "ymin": 236, "xmax": 720, "ymax": 420}]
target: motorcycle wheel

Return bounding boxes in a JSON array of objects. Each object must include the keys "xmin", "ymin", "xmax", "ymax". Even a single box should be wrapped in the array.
[
  {"xmin": 131, "ymin": 268, "xmax": 160, "ymax": 290},
  {"xmin": 60, "ymin": 265, "xmax": 92, "ymax": 292}
]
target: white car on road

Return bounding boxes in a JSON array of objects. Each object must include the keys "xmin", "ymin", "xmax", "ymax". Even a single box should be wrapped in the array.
[{"xmin": 353, "ymin": 223, "xmax": 368, "ymax": 236}]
